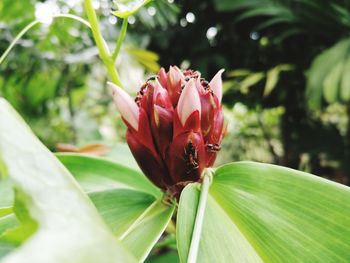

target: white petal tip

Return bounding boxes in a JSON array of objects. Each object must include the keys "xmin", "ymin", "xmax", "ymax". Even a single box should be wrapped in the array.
[
  {"xmin": 107, "ymin": 81, "xmax": 139, "ymax": 131},
  {"xmin": 177, "ymin": 79, "xmax": 201, "ymax": 125},
  {"xmin": 209, "ymin": 69, "xmax": 225, "ymax": 102}
]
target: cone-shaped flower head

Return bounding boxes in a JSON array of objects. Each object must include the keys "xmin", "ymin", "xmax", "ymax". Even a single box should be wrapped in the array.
[{"xmin": 111, "ymin": 67, "xmax": 226, "ymax": 197}]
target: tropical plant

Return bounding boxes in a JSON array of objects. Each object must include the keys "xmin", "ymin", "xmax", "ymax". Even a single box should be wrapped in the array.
[{"xmin": 1, "ymin": 0, "xmax": 350, "ymax": 262}]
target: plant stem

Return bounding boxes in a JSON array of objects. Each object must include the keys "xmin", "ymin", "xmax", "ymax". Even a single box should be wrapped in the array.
[
  {"xmin": 112, "ymin": 19, "xmax": 128, "ymax": 61},
  {"xmin": 187, "ymin": 169, "xmax": 213, "ymax": 263},
  {"xmin": 84, "ymin": 0, "xmax": 122, "ymax": 86},
  {"xmin": 0, "ymin": 21, "xmax": 39, "ymax": 65},
  {"xmin": 0, "ymin": 14, "xmax": 90, "ymax": 66}
]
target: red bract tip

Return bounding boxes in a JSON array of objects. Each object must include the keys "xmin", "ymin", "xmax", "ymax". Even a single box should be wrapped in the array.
[{"xmin": 111, "ymin": 68, "xmax": 226, "ymax": 197}]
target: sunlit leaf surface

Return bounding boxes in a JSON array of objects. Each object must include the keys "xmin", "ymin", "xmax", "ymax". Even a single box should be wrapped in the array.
[
  {"xmin": 58, "ymin": 154, "xmax": 175, "ymax": 262},
  {"xmin": 177, "ymin": 161, "xmax": 350, "ymax": 262},
  {"xmin": 0, "ymin": 98, "xmax": 136, "ymax": 263}
]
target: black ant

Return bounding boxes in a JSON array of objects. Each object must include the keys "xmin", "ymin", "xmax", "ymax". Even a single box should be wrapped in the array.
[
  {"xmin": 184, "ymin": 140, "xmax": 199, "ymax": 174},
  {"xmin": 146, "ymin": 75, "xmax": 157, "ymax": 82},
  {"xmin": 134, "ymin": 92, "xmax": 143, "ymax": 106},
  {"xmin": 135, "ymin": 83, "xmax": 149, "ymax": 105},
  {"xmin": 201, "ymin": 79, "xmax": 214, "ymax": 94},
  {"xmin": 206, "ymin": 143, "xmax": 221, "ymax": 152}
]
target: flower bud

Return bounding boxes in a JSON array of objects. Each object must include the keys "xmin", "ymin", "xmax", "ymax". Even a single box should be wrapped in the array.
[{"xmin": 111, "ymin": 67, "xmax": 226, "ymax": 197}]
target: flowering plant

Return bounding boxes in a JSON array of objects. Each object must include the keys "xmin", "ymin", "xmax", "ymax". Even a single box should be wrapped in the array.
[
  {"xmin": 0, "ymin": 1, "xmax": 350, "ymax": 263},
  {"xmin": 110, "ymin": 67, "xmax": 225, "ymax": 196}
]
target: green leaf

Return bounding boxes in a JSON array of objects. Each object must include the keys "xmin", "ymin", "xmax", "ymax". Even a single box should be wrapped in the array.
[
  {"xmin": 57, "ymin": 154, "xmax": 175, "ymax": 262},
  {"xmin": 235, "ymin": 5, "xmax": 294, "ymax": 23},
  {"xmin": 239, "ymin": 72, "xmax": 265, "ymax": 94},
  {"xmin": 177, "ymin": 161, "xmax": 350, "ymax": 262},
  {"xmin": 0, "ymin": 157, "xmax": 7, "ymax": 179},
  {"xmin": 306, "ymin": 38, "xmax": 350, "ymax": 109},
  {"xmin": 0, "ymin": 191, "xmax": 38, "ymax": 245},
  {"xmin": 112, "ymin": 0, "xmax": 152, "ymax": 18},
  {"xmin": 322, "ymin": 62, "xmax": 343, "ymax": 104},
  {"xmin": 0, "ymin": 179, "xmax": 13, "ymax": 209},
  {"xmin": 227, "ymin": 69, "xmax": 252, "ymax": 77},
  {"xmin": 57, "ymin": 154, "xmax": 160, "ymax": 197},
  {"xmin": 340, "ymin": 54, "xmax": 350, "ymax": 102},
  {"xmin": 0, "ymin": 98, "xmax": 136, "ymax": 262},
  {"xmin": 212, "ymin": 0, "xmax": 260, "ymax": 12},
  {"xmin": 0, "ymin": 215, "xmax": 18, "ymax": 238},
  {"xmin": 125, "ymin": 47, "xmax": 160, "ymax": 73},
  {"xmin": 106, "ymin": 142, "xmax": 141, "ymax": 171},
  {"xmin": 264, "ymin": 64, "xmax": 293, "ymax": 97},
  {"xmin": 145, "ymin": 251, "xmax": 179, "ymax": 263}
]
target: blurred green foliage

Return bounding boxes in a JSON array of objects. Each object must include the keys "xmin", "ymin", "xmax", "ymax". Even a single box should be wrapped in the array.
[{"xmin": 0, "ymin": 0, "xmax": 177, "ymax": 149}]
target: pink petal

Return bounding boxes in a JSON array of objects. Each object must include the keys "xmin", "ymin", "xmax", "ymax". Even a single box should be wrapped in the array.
[
  {"xmin": 153, "ymin": 80, "xmax": 173, "ymax": 108},
  {"xmin": 209, "ymin": 69, "xmax": 225, "ymax": 103},
  {"xmin": 177, "ymin": 79, "xmax": 201, "ymax": 126},
  {"xmin": 108, "ymin": 81, "xmax": 139, "ymax": 131},
  {"xmin": 169, "ymin": 66, "xmax": 184, "ymax": 85}
]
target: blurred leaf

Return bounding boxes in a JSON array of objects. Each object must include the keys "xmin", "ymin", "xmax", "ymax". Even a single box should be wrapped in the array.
[
  {"xmin": 125, "ymin": 47, "xmax": 160, "ymax": 73},
  {"xmin": 0, "ymin": 215, "xmax": 18, "ymax": 238},
  {"xmin": 0, "ymin": 209, "xmax": 12, "ymax": 219},
  {"xmin": 0, "ymin": 99, "xmax": 136, "ymax": 263},
  {"xmin": 177, "ymin": 162, "xmax": 350, "ymax": 262},
  {"xmin": 340, "ymin": 53, "xmax": 350, "ymax": 102},
  {"xmin": 240, "ymin": 72, "xmax": 265, "ymax": 93},
  {"xmin": 227, "ymin": 69, "xmax": 252, "ymax": 77},
  {"xmin": 323, "ymin": 62, "xmax": 343, "ymax": 104},
  {"xmin": 0, "ymin": 0, "xmax": 34, "ymax": 24},
  {"xmin": 306, "ymin": 38, "xmax": 350, "ymax": 109},
  {"xmin": 235, "ymin": 5, "xmax": 294, "ymax": 23},
  {"xmin": 0, "ymin": 191, "xmax": 38, "ymax": 245},
  {"xmin": 0, "ymin": 158, "xmax": 7, "ymax": 179},
  {"xmin": 136, "ymin": 0, "xmax": 180, "ymax": 29},
  {"xmin": 112, "ymin": 0, "xmax": 152, "ymax": 18},
  {"xmin": 264, "ymin": 64, "xmax": 293, "ymax": 97},
  {"xmin": 57, "ymin": 154, "xmax": 174, "ymax": 262},
  {"xmin": 0, "ymin": 179, "xmax": 13, "ymax": 211},
  {"xmin": 212, "ymin": 0, "xmax": 260, "ymax": 12}
]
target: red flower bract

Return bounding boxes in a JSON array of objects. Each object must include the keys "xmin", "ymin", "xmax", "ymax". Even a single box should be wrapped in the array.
[{"xmin": 110, "ymin": 66, "xmax": 226, "ymax": 197}]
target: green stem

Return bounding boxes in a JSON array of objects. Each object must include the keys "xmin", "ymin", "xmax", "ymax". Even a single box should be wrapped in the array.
[
  {"xmin": 84, "ymin": 0, "xmax": 122, "ymax": 87},
  {"xmin": 187, "ymin": 169, "xmax": 213, "ymax": 263},
  {"xmin": 0, "ymin": 20, "xmax": 39, "ymax": 65},
  {"xmin": 0, "ymin": 14, "xmax": 90, "ymax": 66},
  {"xmin": 112, "ymin": 19, "xmax": 128, "ymax": 61}
]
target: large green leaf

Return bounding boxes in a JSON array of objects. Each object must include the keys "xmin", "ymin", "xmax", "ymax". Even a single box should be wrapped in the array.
[
  {"xmin": 57, "ymin": 154, "xmax": 175, "ymax": 262},
  {"xmin": 57, "ymin": 154, "xmax": 159, "ymax": 197},
  {"xmin": 177, "ymin": 162, "xmax": 350, "ymax": 262},
  {"xmin": 0, "ymin": 98, "xmax": 136, "ymax": 263}
]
